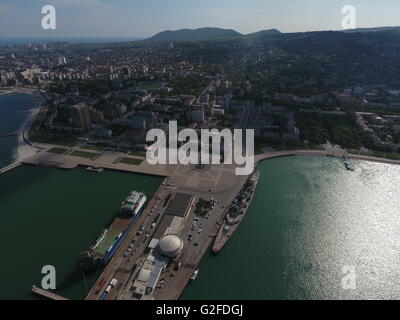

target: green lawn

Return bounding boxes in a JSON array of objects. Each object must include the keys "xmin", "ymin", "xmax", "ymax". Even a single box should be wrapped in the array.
[
  {"xmin": 171, "ymin": 75, "xmax": 210, "ymax": 96},
  {"xmin": 69, "ymin": 150, "xmax": 98, "ymax": 159},
  {"xmin": 119, "ymin": 157, "xmax": 143, "ymax": 165},
  {"xmin": 81, "ymin": 145, "xmax": 104, "ymax": 151},
  {"xmin": 47, "ymin": 147, "xmax": 68, "ymax": 154},
  {"xmin": 139, "ymin": 83, "xmax": 157, "ymax": 90},
  {"xmin": 295, "ymin": 111, "xmax": 373, "ymax": 149},
  {"xmin": 128, "ymin": 151, "xmax": 146, "ymax": 157}
]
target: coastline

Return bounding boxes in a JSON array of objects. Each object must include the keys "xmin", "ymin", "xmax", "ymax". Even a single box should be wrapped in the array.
[
  {"xmin": 0, "ymin": 87, "xmax": 40, "ymax": 95},
  {"xmin": 255, "ymin": 149, "xmax": 400, "ymax": 167},
  {"xmin": 0, "ymin": 89, "xmax": 14, "ymax": 96},
  {"xmin": 0, "ymin": 90, "xmax": 44, "ymax": 165},
  {"xmin": 13, "ymin": 105, "xmax": 41, "ymax": 162}
]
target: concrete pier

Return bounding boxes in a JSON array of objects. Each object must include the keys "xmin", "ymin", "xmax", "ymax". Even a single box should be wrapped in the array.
[
  {"xmin": 0, "ymin": 162, "xmax": 21, "ymax": 175},
  {"xmin": 31, "ymin": 286, "xmax": 69, "ymax": 300}
]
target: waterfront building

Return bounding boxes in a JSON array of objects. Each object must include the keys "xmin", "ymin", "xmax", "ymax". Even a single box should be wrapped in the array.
[
  {"xmin": 158, "ymin": 234, "xmax": 184, "ymax": 258},
  {"xmin": 88, "ymin": 107, "xmax": 105, "ymax": 124},
  {"xmin": 73, "ymin": 104, "xmax": 91, "ymax": 131}
]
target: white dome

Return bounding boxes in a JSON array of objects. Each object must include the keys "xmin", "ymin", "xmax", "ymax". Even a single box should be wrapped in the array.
[{"xmin": 158, "ymin": 234, "xmax": 183, "ymax": 258}]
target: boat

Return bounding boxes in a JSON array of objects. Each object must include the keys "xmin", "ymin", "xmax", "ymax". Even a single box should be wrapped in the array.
[
  {"xmin": 190, "ymin": 269, "xmax": 199, "ymax": 281},
  {"xmin": 86, "ymin": 166, "xmax": 104, "ymax": 173},
  {"xmin": 121, "ymin": 191, "xmax": 147, "ymax": 216},
  {"xmin": 212, "ymin": 171, "xmax": 261, "ymax": 254},
  {"xmin": 80, "ymin": 191, "xmax": 147, "ymax": 272},
  {"xmin": 344, "ymin": 162, "xmax": 355, "ymax": 171}
]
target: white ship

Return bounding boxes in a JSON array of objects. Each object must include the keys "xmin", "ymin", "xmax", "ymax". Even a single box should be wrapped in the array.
[
  {"xmin": 121, "ymin": 191, "xmax": 147, "ymax": 215},
  {"xmin": 190, "ymin": 269, "xmax": 199, "ymax": 281}
]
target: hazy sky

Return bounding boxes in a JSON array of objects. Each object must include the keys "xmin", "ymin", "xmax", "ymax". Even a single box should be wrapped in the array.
[{"xmin": 0, "ymin": 0, "xmax": 399, "ymax": 39}]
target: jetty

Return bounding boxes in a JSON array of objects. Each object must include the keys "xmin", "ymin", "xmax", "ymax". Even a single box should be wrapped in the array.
[
  {"xmin": 31, "ymin": 286, "xmax": 69, "ymax": 300},
  {"xmin": 1, "ymin": 131, "xmax": 19, "ymax": 137},
  {"xmin": 0, "ymin": 162, "xmax": 21, "ymax": 175}
]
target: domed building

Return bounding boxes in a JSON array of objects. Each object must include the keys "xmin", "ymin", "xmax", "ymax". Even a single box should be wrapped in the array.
[{"xmin": 158, "ymin": 234, "xmax": 183, "ymax": 258}]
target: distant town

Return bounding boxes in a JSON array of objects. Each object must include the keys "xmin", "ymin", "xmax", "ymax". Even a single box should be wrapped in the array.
[{"xmin": 1, "ymin": 27, "xmax": 400, "ymax": 160}]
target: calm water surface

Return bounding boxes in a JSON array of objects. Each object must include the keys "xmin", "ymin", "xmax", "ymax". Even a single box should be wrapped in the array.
[
  {"xmin": 0, "ymin": 166, "xmax": 162, "ymax": 299},
  {"xmin": 181, "ymin": 156, "xmax": 400, "ymax": 300}
]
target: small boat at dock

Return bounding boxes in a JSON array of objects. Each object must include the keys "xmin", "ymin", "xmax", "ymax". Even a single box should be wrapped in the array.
[
  {"xmin": 86, "ymin": 166, "xmax": 104, "ymax": 173},
  {"xmin": 190, "ymin": 269, "xmax": 199, "ymax": 281}
]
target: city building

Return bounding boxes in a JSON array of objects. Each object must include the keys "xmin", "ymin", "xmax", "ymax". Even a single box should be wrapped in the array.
[{"xmin": 191, "ymin": 109, "xmax": 205, "ymax": 122}]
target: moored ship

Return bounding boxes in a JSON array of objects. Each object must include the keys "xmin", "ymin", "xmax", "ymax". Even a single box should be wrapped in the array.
[
  {"xmin": 121, "ymin": 191, "xmax": 147, "ymax": 215},
  {"xmin": 212, "ymin": 171, "xmax": 260, "ymax": 254},
  {"xmin": 80, "ymin": 191, "xmax": 147, "ymax": 272}
]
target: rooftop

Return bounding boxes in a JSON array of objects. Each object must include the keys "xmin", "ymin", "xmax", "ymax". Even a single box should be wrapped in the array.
[
  {"xmin": 165, "ymin": 193, "xmax": 194, "ymax": 218},
  {"xmin": 158, "ymin": 234, "xmax": 183, "ymax": 257}
]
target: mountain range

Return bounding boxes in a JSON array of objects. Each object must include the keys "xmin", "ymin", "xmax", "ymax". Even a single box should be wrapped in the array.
[
  {"xmin": 146, "ymin": 26, "xmax": 400, "ymax": 42},
  {"xmin": 147, "ymin": 27, "xmax": 281, "ymax": 42}
]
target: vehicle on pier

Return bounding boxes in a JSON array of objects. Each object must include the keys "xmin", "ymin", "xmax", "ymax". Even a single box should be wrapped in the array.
[{"xmin": 190, "ymin": 269, "xmax": 199, "ymax": 281}]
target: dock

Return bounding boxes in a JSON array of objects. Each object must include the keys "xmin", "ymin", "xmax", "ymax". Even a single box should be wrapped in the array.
[
  {"xmin": 31, "ymin": 286, "xmax": 69, "ymax": 300},
  {"xmin": 212, "ymin": 170, "xmax": 261, "ymax": 253},
  {"xmin": 0, "ymin": 131, "xmax": 19, "ymax": 137},
  {"xmin": 0, "ymin": 162, "xmax": 21, "ymax": 175}
]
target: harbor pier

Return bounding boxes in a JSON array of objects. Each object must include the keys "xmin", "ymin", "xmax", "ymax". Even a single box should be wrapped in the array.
[
  {"xmin": 0, "ymin": 162, "xmax": 21, "ymax": 175},
  {"xmin": 31, "ymin": 286, "xmax": 69, "ymax": 300}
]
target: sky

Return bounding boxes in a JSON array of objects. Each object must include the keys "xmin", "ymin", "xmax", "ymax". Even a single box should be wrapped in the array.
[{"xmin": 0, "ymin": 0, "xmax": 399, "ymax": 39}]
